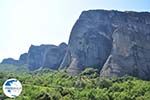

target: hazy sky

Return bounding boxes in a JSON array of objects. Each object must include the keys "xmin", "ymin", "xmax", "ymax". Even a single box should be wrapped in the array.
[{"xmin": 0, "ymin": 0, "xmax": 150, "ymax": 62}]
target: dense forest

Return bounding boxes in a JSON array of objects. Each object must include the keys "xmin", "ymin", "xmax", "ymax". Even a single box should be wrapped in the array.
[{"xmin": 0, "ymin": 64, "xmax": 150, "ymax": 100}]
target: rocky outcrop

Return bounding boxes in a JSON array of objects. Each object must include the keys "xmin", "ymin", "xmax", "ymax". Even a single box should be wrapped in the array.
[
  {"xmin": 1, "ymin": 9, "xmax": 150, "ymax": 80},
  {"xmin": 60, "ymin": 10, "xmax": 115, "ymax": 75},
  {"xmin": 1, "ymin": 53, "xmax": 28, "ymax": 65},
  {"xmin": 100, "ymin": 24, "xmax": 150, "ymax": 80},
  {"xmin": 19, "ymin": 53, "xmax": 28, "ymax": 65},
  {"xmin": 1, "ymin": 58, "xmax": 20, "ymax": 65},
  {"xmin": 27, "ymin": 43, "xmax": 67, "ymax": 70},
  {"xmin": 1, "ymin": 43, "xmax": 68, "ymax": 71},
  {"xmin": 60, "ymin": 10, "xmax": 150, "ymax": 79}
]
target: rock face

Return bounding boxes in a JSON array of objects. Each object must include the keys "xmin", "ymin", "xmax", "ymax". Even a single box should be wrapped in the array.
[
  {"xmin": 27, "ymin": 43, "xmax": 67, "ymax": 70},
  {"xmin": 60, "ymin": 10, "xmax": 113, "ymax": 75},
  {"xmin": 1, "ymin": 58, "xmax": 20, "ymax": 65},
  {"xmin": 60, "ymin": 10, "xmax": 150, "ymax": 79},
  {"xmin": 19, "ymin": 53, "xmax": 28, "ymax": 65},
  {"xmin": 1, "ymin": 10, "xmax": 150, "ymax": 80},
  {"xmin": 100, "ymin": 24, "xmax": 150, "ymax": 80},
  {"xmin": 1, "ymin": 53, "xmax": 28, "ymax": 65},
  {"xmin": 1, "ymin": 43, "xmax": 68, "ymax": 71}
]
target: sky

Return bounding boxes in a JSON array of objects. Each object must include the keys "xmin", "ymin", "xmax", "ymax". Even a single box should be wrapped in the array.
[{"xmin": 0, "ymin": 0, "xmax": 150, "ymax": 62}]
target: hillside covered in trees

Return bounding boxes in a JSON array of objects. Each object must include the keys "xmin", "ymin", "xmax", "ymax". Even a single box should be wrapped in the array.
[{"xmin": 0, "ymin": 65, "xmax": 150, "ymax": 100}]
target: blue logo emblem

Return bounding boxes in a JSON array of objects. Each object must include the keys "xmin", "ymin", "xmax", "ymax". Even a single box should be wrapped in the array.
[{"xmin": 3, "ymin": 79, "xmax": 22, "ymax": 98}]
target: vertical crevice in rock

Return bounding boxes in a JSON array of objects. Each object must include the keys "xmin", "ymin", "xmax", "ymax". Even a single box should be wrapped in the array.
[{"xmin": 131, "ymin": 44, "xmax": 139, "ymax": 77}]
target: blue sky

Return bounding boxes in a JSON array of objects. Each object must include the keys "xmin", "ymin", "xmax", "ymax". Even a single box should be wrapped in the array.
[{"xmin": 0, "ymin": 0, "xmax": 150, "ymax": 62}]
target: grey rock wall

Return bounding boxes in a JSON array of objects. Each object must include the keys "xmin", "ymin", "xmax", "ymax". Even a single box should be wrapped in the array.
[
  {"xmin": 27, "ymin": 43, "xmax": 67, "ymax": 70},
  {"xmin": 1, "ymin": 43, "xmax": 67, "ymax": 71},
  {"xmin": 61, "ymin": 10, "xmax": 150, "ymax": 79}
]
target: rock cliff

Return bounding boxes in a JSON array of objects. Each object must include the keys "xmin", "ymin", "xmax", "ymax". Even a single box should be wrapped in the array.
[
  {"xmin": 1, "ymin": 10, "xmax": 150, "ymax": 80},
  {"xmin": 60, "ymin": 10, "xmax": 150, "ymax": 79},
  {"xmin": 1, "ymin": 43, "xmax": 67, "ymax": 71},
  {"xmin": 27, "ymin": 43, "xmax": 67, "ymax": 70},
  {"xmin": 1, "ymin": 58, "xmax": 20, "ymax": 65}
]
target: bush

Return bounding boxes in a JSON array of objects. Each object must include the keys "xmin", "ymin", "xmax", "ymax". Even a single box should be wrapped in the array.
[{"xmin": 80, "ymin": 68, "xmax": 99, "ymax": 78}]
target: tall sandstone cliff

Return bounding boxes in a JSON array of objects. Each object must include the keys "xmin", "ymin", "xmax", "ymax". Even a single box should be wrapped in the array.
[{"xmin": 60, "ymin": 10, "xmax": 150, "ymax": 80}]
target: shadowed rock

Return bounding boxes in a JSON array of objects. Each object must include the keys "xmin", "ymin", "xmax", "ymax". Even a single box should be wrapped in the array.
[
  {"xmin": 60, "ymin": 10, "xmax": 150, "ymax": 79},
  {"xmin": 1, "ymin": 43, "xmax": 67, "ymax": 71},
  {"xmin": 1, "ymin": 9, "xmax": 150, "ymax": 80},
  {"xmin": 27, "ymin": 43, "xmax": 67, "ymax": 71},
  {"xmin": 1, "ymin": 58, "xmax": 19, "ymax": 65}
]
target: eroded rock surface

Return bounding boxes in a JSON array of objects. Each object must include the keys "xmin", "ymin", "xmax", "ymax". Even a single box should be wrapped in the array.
[
  {"xmin": 27, "ymin": 43, "xmax": 67, "ymax": 70},
  {"xmin": 1, "ymin": 43, "xmax": 67, "ymax": 71},
  {"xmin": 60, "ymin": 10, "xmax": 150, "ymax": 79}
]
